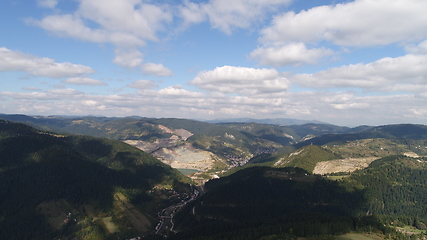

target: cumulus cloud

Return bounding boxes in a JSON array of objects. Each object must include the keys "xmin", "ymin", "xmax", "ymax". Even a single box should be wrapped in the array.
[
  {"xmin": 113, "ymin": 48, "xmax": 143, "ymax": 68},
  {"xmin": 405, "ymin": 40, "xmax": 427, "ymax": 55},
  {"xmin": 29, "ymin": 0, "xmax": 294, "ymax": 69},
  {"xmin": 22, "ymin": 87, "xmax": 42, "ymax": 91},
  {"xmin": 63, "ymin": 77, "xmax": 107, "ymax": 86},
  {"xmin": 30, "ymin": 1, "xmax": 172, "ymax": 47},
  {"xmin": 250, "ymin": 42, "xmax": 334, "ymax": 67},
  {"xmin": 127, "ymin": 80, "xmax": 157, "ymax": 89},
  {"xmin": 261, "ymin": 0, "xmax": 427, "ymax": 46},
  {"xmin": 157, "ymin": 85, "xmax": 205, "ymax": 98},
  {"xmin": 1, "ymin": 88, "xmax": 83, "ymax": 100},
  {"xmin": 28, "ymin": 0, "xmax": 173, "ymax": 68},
  {"xmin": 178, "ymin": 0, "xmax": 206, "ymax": 27},
  {"xmin": 0, "ymin": 47, "xmax": 94, "ymax": 78},
  {"xmin": 28, "ymin": 14, "xmax": 146, "ymax": 47},
  {"xmin": 290, "ymin": 54, "xmax": 427, "ymax": 92},
  {"xmin": 2, "ymin": 86, "xmax": 427, "ymax": 126},
  {"xmin": 142, "ymin": 63, "xmax": 173, "ymax": 76},
  {"xmin": 179, "ymin": 0, "xmax": 292, "ymax": 34},
  {"xmin": 189, "ymin": 65, "xmax": 290, "ymax": 96}
]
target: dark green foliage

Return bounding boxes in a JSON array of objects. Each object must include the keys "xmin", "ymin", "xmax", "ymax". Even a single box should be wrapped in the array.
[
  {"xmin": 174, "ymin": 156, "xmax": 427, "ymax": 239},
  {"xmin": 0, "ymin": 120, "xmax": 190, "ymax": 239},
  {"xmin": 343, "ymin": 155, "xmax": 427, "ymax": 220},
  {"xmin": 173, "ymin": 167, "xmax": 367, "ymax": 239}
]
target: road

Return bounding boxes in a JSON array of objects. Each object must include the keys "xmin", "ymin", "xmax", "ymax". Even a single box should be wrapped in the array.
[{"xmin": 155, "ymin": 187, "xmax": 203, "ymax": 237}]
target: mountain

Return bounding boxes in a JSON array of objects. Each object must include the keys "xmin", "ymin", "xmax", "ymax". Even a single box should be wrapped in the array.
[
  {"xmin": 294, "ymin": 124, "xmax": 427, "ymax": 148},
  {"xmin": 0, "ymin": 115, "xmax": 293, "ymax": 177},
  {"xmin": 0, "ymin": 119, "xmax": 192, "ymax": 239},
  {"xmin": 242, "ymin": 124, "xmax": 427, "ymax": 174},
  {"xmin": 2, "ymin": 114, "xmax": 427, "ymax": 180},
  {"xmin": 206, "ymin": 117, "xmax": 326, "ymax": 125},
  {"xmin": 170, "ymin": 154, "xmax": 427, "ymax": 239},
  {"xmin": 271, "ymin": 144, "xmax": 340, "ymax": 172}
]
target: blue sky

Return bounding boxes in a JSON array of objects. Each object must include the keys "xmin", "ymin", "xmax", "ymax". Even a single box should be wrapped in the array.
[{"xmin": 1, "ymin": 0, "xmax": 427, "ymax": 126}]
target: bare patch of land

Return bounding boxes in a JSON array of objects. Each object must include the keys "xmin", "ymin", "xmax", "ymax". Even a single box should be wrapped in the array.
[
  {"xmin": 125, "ymin": 140, "xmax": 216, "ymax": 171},
  {"xmin": 100, "ymin": 217, "xmax": 119, "ymax": 234},
  {"xmin": 313, "ymin": 157, "xmax": 379, "ymax": 175}
]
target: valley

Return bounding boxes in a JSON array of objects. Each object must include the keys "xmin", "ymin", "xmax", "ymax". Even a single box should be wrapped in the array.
[{"xmin": 2, "ymin": 114, "xmax": 427, "ymax": 240}]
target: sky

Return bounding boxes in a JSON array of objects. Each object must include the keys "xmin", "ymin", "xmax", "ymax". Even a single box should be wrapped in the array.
[{"xmin": 1, "ymin": 0, "xmax": 427, "ymax": 127}]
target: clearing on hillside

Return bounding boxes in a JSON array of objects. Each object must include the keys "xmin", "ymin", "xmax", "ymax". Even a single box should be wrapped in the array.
[{"xmin": 313, "ymin": 157, "xmax": 378, "ymax": 175}]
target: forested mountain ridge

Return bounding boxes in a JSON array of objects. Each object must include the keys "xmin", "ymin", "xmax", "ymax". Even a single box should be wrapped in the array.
[
  {"xmin": 0, "ymin": 120, "xmax": 192, "ymax": 239},
  {"xmin": 242, "ymin": 124, "xmax": 427, "ymax": 175},
  {"xmin": 171, "ymin": 155, "xmax": 427, "ymax": 240},
  {"xmin": 2, "ymin": 114, "xmax": 427, "ymax": 180}
]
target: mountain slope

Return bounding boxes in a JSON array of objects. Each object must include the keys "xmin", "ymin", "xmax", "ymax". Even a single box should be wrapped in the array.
[
  {"xmin": 271, "ymin": 144, "xmax": 340, "ymax": 172},
  {"xmin": 171, "ymin": 166, "xmax": 399, "ymax": 240},
  {"xmin": 173, "ymin": 154, "xmax": 427, "ymax": 239},
  {"xmin": 0, "ymin": 120, "xmax": 191, "ymax": 239}
]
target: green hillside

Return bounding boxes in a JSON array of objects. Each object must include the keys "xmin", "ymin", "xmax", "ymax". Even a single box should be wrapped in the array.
[
  {"xmin": 244, "ymin": 124, "xmax": 427, "ymax": 173},
  {"xmin": 0, "ymin": 120, "xmax": 191, "ymax": 240},
  {"xmin": 272, "ymin": 145, "xmax": 340, "ymax": 172},
  {"xmin": 294, "ymin": 124, "xmax": 427, "ymax": 149},
  {"xmin": 345, "ymin": 155, "xmax": 427, "ymax": 220},
  {"xmin": 171, "ymin": 166, "xmax": 397, "ymax": 240},
  {"xmin": 218, "ymin": 122, "xmax": 298, "ymax": 145},
  {"xmin": 172, "ymin": 155, "xmax": 427, "ymax": 239}
]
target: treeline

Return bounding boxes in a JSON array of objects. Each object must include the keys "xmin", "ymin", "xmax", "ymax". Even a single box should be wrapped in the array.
[{"xmin": 343, "ymin": 155, "xmax": 427, "ymax": 222}]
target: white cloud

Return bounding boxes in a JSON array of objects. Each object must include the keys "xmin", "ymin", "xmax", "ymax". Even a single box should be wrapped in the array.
[
  {"xmin": 63, "ymin": 77, "xmax": 107, "ymax": 86},
  {"xmin": 127, "ymin": 80, "xmax": 157, "ymax": 89},
  {"xmin": 178, "ymin": 0, "xmax": 206, "ymax": 27},
  {"xmin": 22, "ymin": 87, "xmax": 42, "ymax": 91},
  {"xmin": 46, "ymin": 88, "xmax": 84, "ymax": 95},
  {"xmin": 0, "ymin": 47, "xmax": 94, "ymax": 78},
  {"xmin": 113, "ymin": 48, "xmax": 143, "ymax": 68},
  {"xmin": 179, "ymin": 0, "xmax": 292, "ymax": 34},
  {"xmin": 189, "ymin": 65, "xmax": 290, "ymax": 96},
  {"xmin": 157, "ymin": 85, "xmax": 205, "ymax": 98},
  {"xmin": 405, "ymin": 40, "xmax": 427, "ymax": 55},
  {"xmin": 29, "ymin": 14, "xmax": 145, "ymax": 47},
  {"xmin": 261, "ymin": 0, "xmax": 427, "ymax": 46},
  {"xmin": 30, "ymin": 0, "xmax": 172, "ymax": 47},
  {"xmin": 2, "ymin": 87, "xmax": 427, "ymax": 126},
  {"xmin": 1, "ymin": 88, "xmax": 83, "ymax": 100},
  {"xmin": 250, "ymin": 42, "xmax": 334, "ymax": 67},
  {"xmin": 290, "ymin": 54, "xmax": 427, "ymax": 92},
  {"xmin": 142, "ymin": 63, "xmax": 173, "ymax": 76},
  {"xmin": 37, "ymin": 0, "xmax": 58, "ymax": 8}
]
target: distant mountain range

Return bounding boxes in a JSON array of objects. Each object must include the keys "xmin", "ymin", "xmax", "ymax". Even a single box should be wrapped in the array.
[
  {"xmin": 205, "ymin": 117, "xmax": 326, "ymax": 125},
  {"xmin": 1, "ymin": 114, "xmax": 427, "ymax": 176}
]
